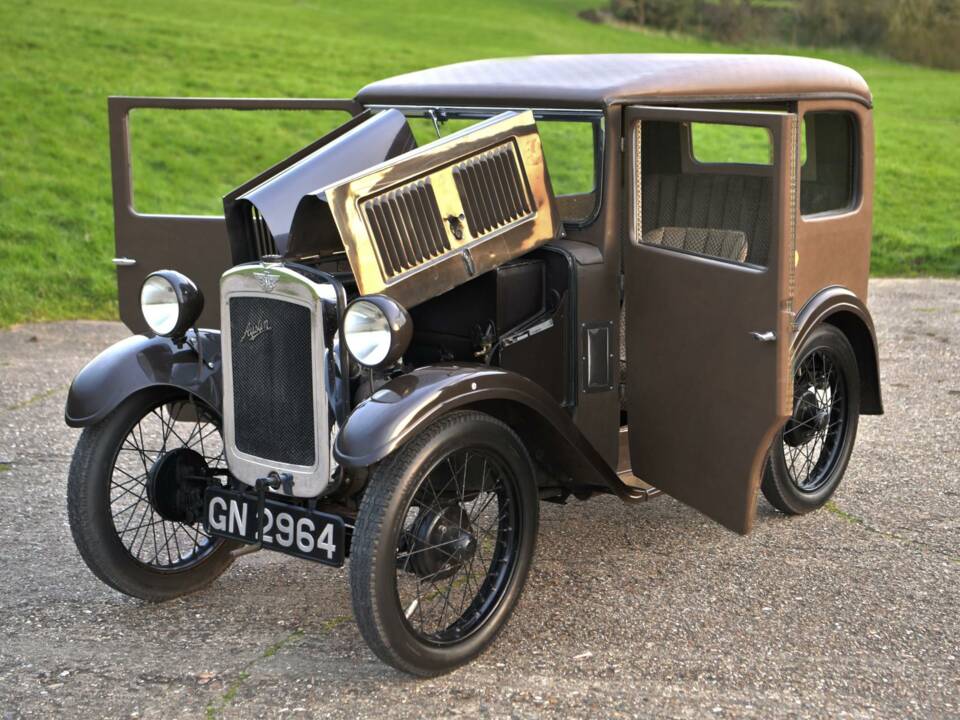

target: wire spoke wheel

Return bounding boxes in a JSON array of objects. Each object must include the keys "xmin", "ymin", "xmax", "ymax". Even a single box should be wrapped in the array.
[
  {"xmin": 109, "ymin": 397, "xmax": 225, "ymax": 571},
  {"xmin": 781, "ymin": 348, "xmax": 849, "ymax": 493},
  {"xmin": 762, "ymin": 324, "xmax": 860, "ymax": 515},
  {"xmin": 394, "ymin": 447, "xmax": 520, "ymax": 644},
  {"xmin": 68, "ymin": 387, "xmax": 238, "ymax": 601},
  {"xmin": 350, "ymin": 411, "xmax": 538, "ymax": 676}
]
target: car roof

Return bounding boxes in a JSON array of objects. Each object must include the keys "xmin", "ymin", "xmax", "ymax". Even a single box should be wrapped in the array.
[{"xmin": 356, "ymin": 54, "xmax": 872, "ymax": 110}]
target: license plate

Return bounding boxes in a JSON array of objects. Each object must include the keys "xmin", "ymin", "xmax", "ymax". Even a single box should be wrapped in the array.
[{"xmin": 203, "ymin": 487, "xmax": 345, "ymax": 566}]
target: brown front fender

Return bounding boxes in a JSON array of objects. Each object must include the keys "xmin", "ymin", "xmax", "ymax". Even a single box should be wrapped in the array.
[
  {"xmin": 794, "ymin": 286, "xmax": 883, "ymax": 415},
  {"xmin": 334, "ymin": 364, "xmax": 646, "ymax": 501}
]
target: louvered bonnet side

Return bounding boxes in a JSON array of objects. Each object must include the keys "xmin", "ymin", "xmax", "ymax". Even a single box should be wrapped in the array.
[{"xmin": 321, "ymin": 110, "xmax": 560, "ymax": 308}]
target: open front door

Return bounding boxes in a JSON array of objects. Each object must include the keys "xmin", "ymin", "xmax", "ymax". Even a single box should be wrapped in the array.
[
  {"xmin": 623, "ymin": 106, "xmax": 798, "ymax": 534},
  {"xmin": 108, "ymin": 97, "xmax": 361, "ymax": 333}
]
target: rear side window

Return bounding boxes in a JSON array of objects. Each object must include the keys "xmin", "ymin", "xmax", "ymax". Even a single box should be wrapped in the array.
[
  {"xmin": 800, "ymin": 112, "xmax": 857, "ymax": 215},
  {"xmin": 690, "ymin": 122, "xmax": 772, "ymax": 165}
]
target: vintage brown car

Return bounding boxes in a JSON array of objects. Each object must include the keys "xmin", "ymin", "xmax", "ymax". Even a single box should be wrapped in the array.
[{"xmin": 65, "ymin": 54, "xmax": 882, "ymax": 675}]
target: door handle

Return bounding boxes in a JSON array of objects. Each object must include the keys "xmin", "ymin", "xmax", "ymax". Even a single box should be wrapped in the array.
[
  {"xmin": 750, "ymin": 330, "xmax": 777, "ymax": 342},
  {"xmin": 112, "ymin": 257, "xmax": 137, "ymax": 267}
]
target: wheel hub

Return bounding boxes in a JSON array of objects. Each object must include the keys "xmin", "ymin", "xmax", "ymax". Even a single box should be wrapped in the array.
[
  {"xmin": 146, "ymin": 447, "xmax": 210, "ymax": 524},
  {"xmin": 407, "ymin": 505, "xmax": 476, "ymax": 581},
  {"xmin": 784, "ymin": 389, "xmax": 829, "ymax": 447}
]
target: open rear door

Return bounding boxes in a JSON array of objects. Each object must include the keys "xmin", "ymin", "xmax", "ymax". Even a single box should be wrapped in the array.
[{"xmin": 623, "ymin": 106, "xmax": 798, "ymax": 534}]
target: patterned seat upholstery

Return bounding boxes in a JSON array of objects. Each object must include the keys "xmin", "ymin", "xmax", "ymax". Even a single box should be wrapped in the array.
[{"xmin": 643, "ymin": 226, "xmax": 748, "ymax": 263}]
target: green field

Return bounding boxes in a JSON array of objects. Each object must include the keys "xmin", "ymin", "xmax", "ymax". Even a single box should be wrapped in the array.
[{"xmin": 1, "ymin": 0, "xmax": 958, "ymax": 327}]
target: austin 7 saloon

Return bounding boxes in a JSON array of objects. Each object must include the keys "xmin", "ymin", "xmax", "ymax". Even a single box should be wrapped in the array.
[{"xmin": 65, "ymin": 54, "xmax": 883, "ymax": 675}]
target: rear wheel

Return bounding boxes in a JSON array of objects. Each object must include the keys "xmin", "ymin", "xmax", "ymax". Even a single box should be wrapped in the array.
[
  {"xmin": 350, "ymin": 411, "xmax": 538, "ymax": 676},
  {"xmin": 68, "ymin": 387, "xmax": 238, "ymax": 601},
  {"xmin": 762, "ymin": 324, "xmax": 860, "ymax": 515}
]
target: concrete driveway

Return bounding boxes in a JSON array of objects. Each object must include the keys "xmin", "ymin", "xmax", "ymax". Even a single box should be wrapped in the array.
[{"xmin": 0, "ymin": 279, "xmax": 957, "ymax": 719}]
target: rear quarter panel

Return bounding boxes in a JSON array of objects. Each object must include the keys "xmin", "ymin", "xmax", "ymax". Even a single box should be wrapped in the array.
[{"xmin": 793, "ymin": 99, "xmax": 874, "ymax": 307}]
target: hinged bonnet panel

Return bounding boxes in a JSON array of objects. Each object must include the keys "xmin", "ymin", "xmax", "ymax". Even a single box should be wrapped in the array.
[{"xmin": 315, "ymin": 110, "xmax": 560, "ymax": 308}]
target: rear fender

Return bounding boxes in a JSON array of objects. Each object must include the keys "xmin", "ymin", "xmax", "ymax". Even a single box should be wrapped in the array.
[
  {"xmin": 65, "ymin": 331, "xmax": 222, "ymax": 427},
  {"xmin": 794, "ymin": 286, "xmax": 883, "ymax": 414},
  {"xmin": 334, "ymin": 364, "xmax": 644, "ymax": 500}
]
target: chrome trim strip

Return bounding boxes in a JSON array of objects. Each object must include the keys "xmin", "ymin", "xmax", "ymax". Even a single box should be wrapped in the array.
[{"xmin": 221, "ymin": 263, "xmax": 334, "ymax": 498}]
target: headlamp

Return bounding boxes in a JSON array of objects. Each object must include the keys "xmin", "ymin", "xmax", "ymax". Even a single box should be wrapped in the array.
[
  {"xmin": 139, "ymin": 270, "xmax": 204, "ymax": 338},
  {"xmin": 342, "ymin": 295, "xmax": 412, "ymax": 368}
]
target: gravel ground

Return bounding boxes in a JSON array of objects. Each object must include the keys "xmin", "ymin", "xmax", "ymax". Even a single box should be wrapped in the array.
[{"xmin": 0, "ymin": 279, "xmax": 957, "ymax": 719}]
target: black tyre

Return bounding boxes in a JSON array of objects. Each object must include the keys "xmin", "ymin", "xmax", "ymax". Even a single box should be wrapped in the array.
[
  {"xmin": 762, "ymin": 324, "xmax": 860, "ymax": 515},
  {"xmin": 350, "ymin": 411, "xmax": 538, "ymax": 676},
  {"xmin": 67, "ymin": 387, "xmax": 238, "ymax": 601}
]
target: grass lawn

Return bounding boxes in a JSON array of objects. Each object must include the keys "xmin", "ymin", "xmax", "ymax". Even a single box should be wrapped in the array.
[{"xmin": 1, "ymin": 0, "xmax": 957, "ymax": 326}]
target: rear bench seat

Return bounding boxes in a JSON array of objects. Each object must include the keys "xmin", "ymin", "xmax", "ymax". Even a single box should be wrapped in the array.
[
  {"xmin": 642, "ymin": 173, "xmax": 771, "ymax": 266},
  {"xmin": 642, "ymin": 226, "xmax": 748, "ymax": 263}
]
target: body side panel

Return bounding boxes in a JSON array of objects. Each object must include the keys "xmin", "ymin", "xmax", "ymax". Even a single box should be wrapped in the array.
[{"xmin": 559, "ymin": 106, "xmax": 623, "ymax": 469}]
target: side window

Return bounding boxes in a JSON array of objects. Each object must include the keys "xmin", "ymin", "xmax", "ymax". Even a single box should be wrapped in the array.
[
  {"xmin": 130, "ymin": 109, "xmax": 352, "ymax": 216},
  {"xmin": 800, "ymin": 112, "xmax": 857, "ymax": 215},
  {"xmin": 636, "ymin": 119, "xmax": 777, "ymax": 267},
  {"xmin": 690, "ymin": 122, "xmax": 773, "ymax": 165}
]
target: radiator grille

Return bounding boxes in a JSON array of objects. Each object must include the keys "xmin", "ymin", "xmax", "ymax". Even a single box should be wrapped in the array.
[
  {"xmin": 248, "ymin": 205, "xmax": 278, "ymax": 259},
  {"xmin": 453, "ymin": 144, "xmax": 532, "ymax": 237},
  {"xmin": 362, "ymin": 180, "xmax": 450, "ymax": 279},
  {"xmin": 229, "ymin": 296, "xmax": 315, "ymax": 466}
]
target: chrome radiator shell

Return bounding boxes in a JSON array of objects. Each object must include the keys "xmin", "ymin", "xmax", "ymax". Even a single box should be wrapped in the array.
[{"xmin": 220, "ymin": 263, "xmax": 334, "ymax": 498}]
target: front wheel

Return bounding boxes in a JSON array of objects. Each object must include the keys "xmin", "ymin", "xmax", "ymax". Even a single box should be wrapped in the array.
[
  {"xmin": 350, "ymin": 411, "xmax": 539, "ymax": 676},
  {"xmin": 762, "ymin": 324, "xmax": 861, "ymax": 515},
  {"xmin": 67, "ymin": 387, "xmax": 238, "ymax": 601}
]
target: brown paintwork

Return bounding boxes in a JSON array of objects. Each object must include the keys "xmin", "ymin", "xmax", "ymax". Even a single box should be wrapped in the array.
[
  {"xmin": 793, "ymin": 99, "xmax": 874, "ymax": 306},
  {"xmin": 559, "ymin": 107, "xmax": 624, "ymax": 469},
  {"xmin": 334, "ymin": 363, "xmax": 652, "ymax": 503},
  {"xmin": 793, "ymin": 286, "xmax": 883, "ymax": 414}
]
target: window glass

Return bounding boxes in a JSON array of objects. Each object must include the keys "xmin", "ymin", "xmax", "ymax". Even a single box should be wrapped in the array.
[
  {"xmin": 130, "ymin": 109, "xmax": 352, "ymax": 215},
  {"xmin": 408, "ymin": 114, "xmax": 599, "ymax": 222},
  {"xmin": 536, "ymin": 120, "xmax": 596, "ymax": 196},
  {"xmin": 800, "ymin": 112, "xmax": 857, "ymax": 215},
  {"xmin": 690, "ymin": 122, "xmax": 772, "ymax": 165}
]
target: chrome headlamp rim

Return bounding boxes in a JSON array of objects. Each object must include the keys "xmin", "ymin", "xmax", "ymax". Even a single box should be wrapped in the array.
[
  {"xmin": 139, "ymin": 270, "xmax": 204, "ymax": 338},
  {"xmin": 342, "ymin": 294, "xmax": 412, "ymax": 369}
]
